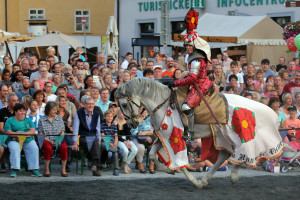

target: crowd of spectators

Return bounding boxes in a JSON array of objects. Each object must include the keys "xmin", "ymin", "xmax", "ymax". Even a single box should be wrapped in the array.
[{"xmin": 0, "ymin": 46, "xmax": 299, "ymax": 177}]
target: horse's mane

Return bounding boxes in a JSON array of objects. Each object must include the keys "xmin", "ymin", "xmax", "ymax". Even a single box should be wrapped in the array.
[{"xmin": 116, "ymin": 77, "xmax": 171, "ymax": 100}]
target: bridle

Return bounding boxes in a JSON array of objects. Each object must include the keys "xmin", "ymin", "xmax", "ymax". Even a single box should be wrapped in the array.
[{"xmin": 118, "ymin": 94, "xmax": 171, "ymax": 122}]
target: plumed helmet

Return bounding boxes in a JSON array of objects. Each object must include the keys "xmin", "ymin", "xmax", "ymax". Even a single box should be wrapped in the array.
[{"xmin": 184, "ymin": 8, "xmax": 211, "ymax": 62}]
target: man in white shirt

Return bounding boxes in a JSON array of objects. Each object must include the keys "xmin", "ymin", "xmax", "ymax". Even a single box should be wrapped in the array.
[{"xmin": 120, "ymin": 52, "xmax": 132, "ymax": 70}]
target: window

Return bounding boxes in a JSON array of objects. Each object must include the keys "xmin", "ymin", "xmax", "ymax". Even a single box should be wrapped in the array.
[
  {"xmin": 75, "ymin": 10, "xmax": 90, "ymax": 32},
  {"xmin": 29, "ymin": 9, "xmax": 45, "ymax": 19},
  {"xmin": 171, "ymin": 21, "xmax": 185, "ymax": 39},
  {"xmin": 140, "ymin": 23, "xmax": 154, "ymax": 34},
  {"xmin": 271, "ymin": 16, "xmax": 291, "ymax": 28}
]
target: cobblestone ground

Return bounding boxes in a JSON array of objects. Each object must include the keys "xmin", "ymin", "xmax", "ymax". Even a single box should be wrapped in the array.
[{"xmin": 0, "ymin": 159, "xmax": 299, "ymax": 200}]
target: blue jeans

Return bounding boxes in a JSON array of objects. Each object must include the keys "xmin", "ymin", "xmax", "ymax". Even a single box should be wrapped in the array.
[
  {"xmin": 8, "ymin": 140, "xmax": 39, "ymax": 170},
  {"xmin": 118, "ymin": 141, "xmax": 138, "ymax": 164}
]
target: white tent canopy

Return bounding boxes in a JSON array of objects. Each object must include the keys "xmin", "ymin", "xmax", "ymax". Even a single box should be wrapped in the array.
[{"xmin": 180, "ymin": 13, "xmax": 286, "ymax": 46}]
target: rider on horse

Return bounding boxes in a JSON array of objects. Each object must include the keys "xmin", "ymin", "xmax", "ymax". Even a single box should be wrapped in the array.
[{"xmin": 162, "ymin": 9, "xmax": 212, "ymax": 140}]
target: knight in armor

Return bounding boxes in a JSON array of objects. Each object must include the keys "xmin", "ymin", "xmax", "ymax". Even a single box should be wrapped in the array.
[{"xmin": 162, "ymin": 9, "xmax": 212, "ymax": 140}]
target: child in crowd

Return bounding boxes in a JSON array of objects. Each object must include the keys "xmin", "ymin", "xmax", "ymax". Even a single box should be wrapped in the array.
[
  {"xmin": 284, "ymin": 105, "xmax": 300, "ymax": 142},
  {"xmin": 26, "ymin": 99, "xmax": 42, "ymax": 134},
  {"xmin": 101, "ymin": 110, "xmax": 119, "ymax": 176},
  {"xmin": 226, "ymin": 61, "xmax": 244, "ymax": 90}
]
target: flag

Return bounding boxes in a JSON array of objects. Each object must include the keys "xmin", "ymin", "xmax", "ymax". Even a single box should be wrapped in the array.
[
  {"xmin": 279, "ymin": 130, "xmax": 288, "ymax": 141},
  {"xmin": 36, "ymin": 135, "xmax": 46, "ymax": 149},
  {"xmin": 103, "ymin": 136, "xmax": 112, "ymax": 151},
  {"xmin": 18, "ymin": 136, "xmax": 27, "ymax": 151},
  {"xmin": 0, "ymin": 135, "xmax": 8, "ymax": 147},
  {"xmin": 55, "ymin": 135, "xmax": 65, "ymax": 150},
  {"xmin": 86, "ymin": 136, "xmax": 95, "ymax": 151}
]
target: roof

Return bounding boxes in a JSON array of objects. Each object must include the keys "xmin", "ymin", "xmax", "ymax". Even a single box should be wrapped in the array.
[{"xmin": 181, "ymin": 13, "xmax": 285, "ymax": 46}]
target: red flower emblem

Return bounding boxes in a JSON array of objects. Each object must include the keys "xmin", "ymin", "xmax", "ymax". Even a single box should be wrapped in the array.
[
  {"xmin": 169, "ymin": 127, "xmax": 186, "ymax": 154},
  {"xmin": 166, "ymin": 109, "xmax": 172, "ymax": 116},
  {"xmin": 185, "ymin": 8, "xmax": 199, "ymax": 32},
  {"xmin": 161, "ymin": 123, "xmax": 168, "ymax": 130},
  {"xmin": 231, "ymin": 107, "xmax": 256, "ymax": 143}
]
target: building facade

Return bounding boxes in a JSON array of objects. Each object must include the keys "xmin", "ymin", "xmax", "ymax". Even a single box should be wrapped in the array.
[
  {"xmin": 117, "ymin": 0, "xmax": 299, "ymax": 61},
  {"xmin": 0, "ymin": 0, "xmax": 115, "ymax": 63}
]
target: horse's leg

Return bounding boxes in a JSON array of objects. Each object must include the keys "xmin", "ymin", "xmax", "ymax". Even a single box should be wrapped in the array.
[
  {"xmin": 181, "ymin": 168, "xmax": 203, "ymax": 189},
  {"xmin": 230, "ymin": 164, "xmax": 241, "ymax": 185},
  {"xmin": 200, "ymin": 150, "xmax": 231, "ymax": 187},
  {"xmin": 149, "ymin": 142, "xmax": 175, "ymax": 175}
]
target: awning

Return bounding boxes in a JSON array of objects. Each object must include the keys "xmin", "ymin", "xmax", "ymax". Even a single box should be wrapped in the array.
[{"xmin": 132, "ymin": 38, "xmax": 161, "ymax": 47}]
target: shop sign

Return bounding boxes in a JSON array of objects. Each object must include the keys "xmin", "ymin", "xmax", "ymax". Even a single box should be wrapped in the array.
[
  {"xmin": 174, "ymin": 33, "xmax": 238, "ymax": 43},
  {"xmin": 138, "ymin": 0, "xmax": 204, "ymax": 12},
  {"xmin": 217, "ymin": 0, "xmax": 293, "ymax": 7}
]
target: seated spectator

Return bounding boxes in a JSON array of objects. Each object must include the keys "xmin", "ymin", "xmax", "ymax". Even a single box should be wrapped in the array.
[
  {"xmin": 274, "ymin": 76, "xmax": 284, "ymax": 97},
  {"xmin": 32, "ymin": 90, "xmax": 46, "ymax": 116},
  {"xmin": 26, "ymin": 99, "xmax": 41, "ymax": 134},
  {"xmin": 115, "ymin": 108, "xmax": 137, "ymax": 174},
  {"xmin": 242, "ymin": 76, "xmax": 255, "ymax": 93},
  {"xmin": 252, "ymin": 92, "xmax": 261, "ymax": 102},
  {"xmin": 294, "ymin": 92, "xmax": 300, "ymax": 118},
  {"xmin": 107, "ymin": 58, "xmax": 118, "ymax": 79},
  {"xmin": 38, "ymin": 102, "xmax": 68, "ymax": 177},
  {"xmin": 72, "ymin": 96, "xmax": 102, "ymax": 176},
  {"xmin": 284, "ymin": 105, "xmax": 300, "ymax": 141},
  {"xmin": 283, "ymin": 70, "xmax": 300, "ymax": 98},
  {"xmin": 6, "ymin": 84, "xmax": 13, "ymax": 93},
  {"xmin": 56, "ymin": 95, "xmax": 72, "ymax": 133},
  {"xmin": 84, "ymin": 75, "xmax": 95, "ymax": 90},
  {"xmin": 276, "ymin": 57, "xmax": 287, "ymax": 72},
  {"xmin": 17, "ymin": 77, "xmax": 35, "ymax": 102},
  {"xmin": 153, "ymin": 66, "xmax": 163, "ymax": 79},
  {"xmin": 55, "ymin": 87, "xmax": 76, "ymax": 126},
  {"xmin": 279, "ymin": 93, "xmax": 293, "ymax": 119},
  {"xmin": 213, "ymin": 64, "xmax": 225, "ymax": 89},
  {"xmin": 266, "ymin": 75, "xmax": 275, "ymax": 84},
  {"xmin": 102, "ymin": 73, "xmax": 114, "ymax": 90},
  {"xmin": 11, "ymin": 70, "xmax": 24, "ymax": 93},
  {"xmin": 260, "ymin": 97, "xmax": 269, "ymax": 105},
  {"xmin": 0, "ymin": 84, "xmax": 9, "ymax": 108},
  {"xmin": 21, "ymin": 95, "xmax": 33, "ymax": 111},
  {"xmin": 268, "ymin": 97, "xmax": 285, "ymax": 128},
  {"xmin": 101, "ymin": 110, "xmax": 119, "ymax": 176},
  {"xmin": 34, "ymin": 66, "xmax": 52, "ymax": 91},
  {"xmin": 261, "ymin": 58, "xmax": 276, "ymax": 79},
  {"xmin": 224, "ymin": 86, "xmax": 234, "ymax": 94},
  {"xmin": 4, "ymin": 103, "xmax": 41, "ymax": 177},
  {"xmin": 224, "ymin": 74, "xmax": 241, "ymax": 95},
  {"xmin": 51, "ymin": 74, "xmax": 61, "ymax": 93},
  {"xmin": 244, "ymin": 93, "xmax": 253, "ymax": 100},
  {"xmin": 278, "ymin": 68, "xmax": 288, "ymax": 87},
  {"xmin": 44, "ymin": 82, "xmax": 57, "ymax": 102},
  {"xmin": 186, "ymin": 139, "xmax": 203, "ymax": 172},
  {"xmin": 226, "ymin": 61, "xmax": 244, "ymax": 90},
  {"xmin": 131, "ymin": 107, "xmax": 155, "ymax": 174}
]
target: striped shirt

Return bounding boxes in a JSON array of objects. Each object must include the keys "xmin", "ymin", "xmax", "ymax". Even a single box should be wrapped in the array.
[{"xmin": 101, "ymin": 122, "xmax": 117, "ymax": 143}]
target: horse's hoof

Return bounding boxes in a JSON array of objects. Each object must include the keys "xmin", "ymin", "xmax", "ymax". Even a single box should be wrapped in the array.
[
  {"xmin": 195, "ymin": 182, "xmax": 203, "ymax": 189},
  {"xmin": 201, "ymin": 180, "xmax": 208, "ymax": 188},
  {"xmin": 231, "ymin": 174, "xmax": 239, "ymax": 185}
]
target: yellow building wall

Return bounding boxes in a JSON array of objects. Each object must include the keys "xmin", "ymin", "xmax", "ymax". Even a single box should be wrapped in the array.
[{"xmin": 2, "ymin": 0, "xmax": 114, "ymax": 35}]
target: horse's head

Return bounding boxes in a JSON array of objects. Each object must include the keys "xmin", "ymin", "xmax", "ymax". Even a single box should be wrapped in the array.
[{"xmin": 116, "ymin": 84, "xmax": 141, "ymax": 129}]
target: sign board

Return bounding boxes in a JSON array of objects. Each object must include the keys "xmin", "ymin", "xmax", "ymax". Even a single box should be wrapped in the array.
[
  {"xmin": 173, "ymin": 33, "xmax": 238, "ymax": 43},
  {"xmin": 285, "ymin": 1, "xmax": 300, "ymax": 7},
  {"xmin": 82, "ymin": 17, "xmax": 86, "ymax": 25}
]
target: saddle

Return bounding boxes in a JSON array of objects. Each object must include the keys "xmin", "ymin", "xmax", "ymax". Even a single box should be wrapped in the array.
[{"xmin": 172, "ymin": 86, "xmax": 229, "ymax": 125}]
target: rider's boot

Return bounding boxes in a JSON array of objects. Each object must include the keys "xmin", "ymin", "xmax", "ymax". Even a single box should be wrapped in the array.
[{"xmin": 182, "ymin": 103, "xmax": 194, "ymax": 141}]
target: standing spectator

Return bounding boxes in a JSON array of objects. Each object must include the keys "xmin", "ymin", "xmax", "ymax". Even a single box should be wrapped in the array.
[
  {"xmin": 261, "ymin": 58, "xmax": 276, "ymax": 79},
  {"xmin": 5, "ymin": 103, "xmax": 41, "ymax": 177},
  {"xmin": 72, "ymin": 96, "xmax": 102, "ymax": 176},
  {"xmin": 102, "ymin": 73, "xmax": 114, "ymax": 90},
  {"xmin": 38, "ymin": 101, "xmax": 68, "ymax": 177},
  {"xmin": 173, "ymin": 69, "xmax": 182, "ymax": 80},
  {"xmin": 47, "ymin": 56, "xmax": 56, "ymax": 70},
  {"xmin": 44, "ymin": 82, "xmax": 57, "ymax": 102},
  {"xmin": 226, "ymin": 61, "xmax": 244, "ymax": 90},
  {"xmin": 287, "ymin": 60, "xmax": 297, "ymax": 80},
  {"xmin": 0, "ymin": 69, "xmax": 12, "ymax": 85},
  {"xmin": 32, "ymin": 90, "xmax": 46, "ymax": 116},
  {"xmin": 279, "ymin": 93, "xmax": 293, "ymax": 119},
  {"xmin": 120, "ymin": 52, "xmax": 132, "ymax": 70},
  {"xmin": 29, "ymin": 55, "xmax": 39, "ymax": 72},
  {"xmin": 11, "ymin": 63, "xmax": 21, "ymax": 74},
  {"xmin": 268, "ymin": 97, "xmax": 285, "ymax": 128},
  {"xmin": 95, "ymin": 88, "xmax": 111, "ymax": 114},
  {"xmin": 20, "ymin": 58, "xmax": 32, "ymax": 77},
  {"xmin": 26, "ymin": 99, "xmax": 41, "ymax": 134},
  {"xmin": 52, "ymin": 74, "xmax": 61, "ymax": 93},
  {"xmin": 145, "ymin": 61, "xmax": 154, "ymax": 70},
  {"xmin": 276, "ymin": 57, "xmax": 287, "ymax": 72},
  {"xmin": 84, "ymin": 75, "xmax": 95, "ymax": 90},
  {"xmin": 70, "ymin": 47, "xmax": 85, "ymax": 62},
  {"xmin": 75, "ymin": 59, "xmax": 84, "ymax": 71},
  {"xmin": 107, "ymin": 58, "xmax": 118, "ymax": 80},
  {"xmin": 34, "ymin": 66, "xmax": 52, "ymax": 91},
  {"xmin": 116, "ymin": 108, "xmax": 137, "ymax": 174},
  {"xmin": 240, "ymin": 56, "xmax": 247, "ymax": 65},
  {"xmin": 162, "ymin": 57, "xmax": 176, "ymax": 78},
  {"xmin": 46, "ymin": 46, "xmax": 59, "ymax": 62},
  {"xmin": 153, "ymin": 66, "xmax": 163, "ymax": 79},
  {"xmin": 222, "ymin": 53, "xmax": 232, "ymax": 73},
  {"xmin": 16, "ymin": 77, "xmax": 35, "ymax": 102},
  {"xmin": 29, "ymin": 59, "xmax": 52, "ymax": 82},
  {"xmin": 140, "ymin": 57, "xmax": 147, "ymax": 70},
  {"xmin": 2, "ymin": 56, "xmax": 12, "ymax": 73},
  {"xmin": 67, "ymin": 75, "xmax": 81, "ymax": 102},
  {"xmin": 91, "ymin": 87, "xmax": 100, "ymax": 103},
  {"xmin": 153, "ymin": 52, "xmax": 164, "ymax": 68},
  {"xmin": 274, "ymin": 76, "xmax": 284, "ymax": 97},
  {"xmin": 253, "ymin": 69, "xmax": 265, "ymax": 93},
  {"xmin": 278, "ymin": 68, "xmax": 289, "ymax": 87},
  {"xmin": 101, "ymin": 110, "xmax": 120, "ymax": 176},
  {"xmin": 128, "ymin": 65, "xmax": 140, "ymax": 78},
  {"xmin": 11, "ymin": 70, "xmax": 24, "ymax": 93},
  {"xmin": 283, "ymin": 70, "xmax": 300, "ymax": 98},
  {"xmin": 0, "ymin": 85, "xmax": 9, "ymax": 108}
]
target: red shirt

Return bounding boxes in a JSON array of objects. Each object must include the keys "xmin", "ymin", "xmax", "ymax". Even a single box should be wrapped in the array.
[{"xmin": 162, "ymin": 70, "xmax": 175, "ymax": 78}]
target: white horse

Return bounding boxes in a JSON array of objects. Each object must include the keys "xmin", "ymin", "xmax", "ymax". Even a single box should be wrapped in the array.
[{"xmin": 116, "ymin": 77, "xmax": 283, "ymax": 188}]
